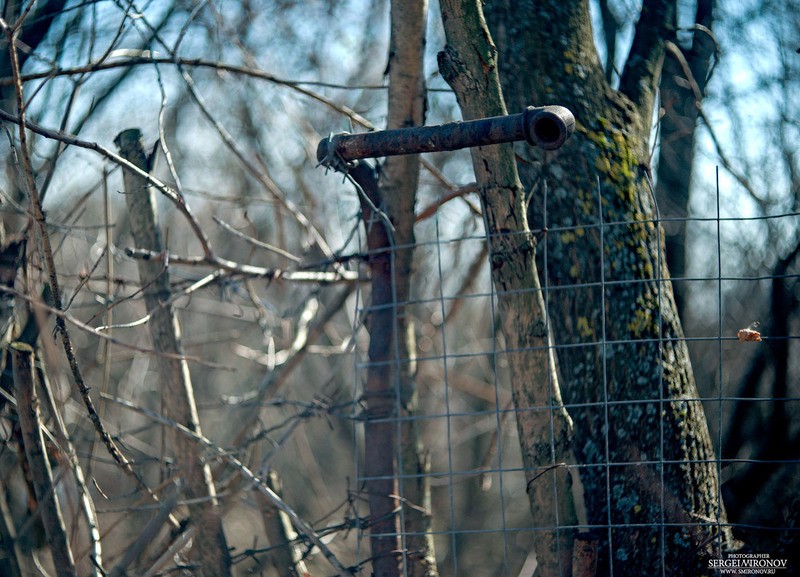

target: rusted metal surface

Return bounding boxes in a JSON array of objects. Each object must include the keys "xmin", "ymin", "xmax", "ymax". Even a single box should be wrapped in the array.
[{"xmin": 317, "ymin": 105, "xmax": 574, "ymax": 167}]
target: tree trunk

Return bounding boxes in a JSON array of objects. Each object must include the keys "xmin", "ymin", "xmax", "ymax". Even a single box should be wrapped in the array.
[
  {"xmin": 484, "ymin": 1, "xmax": 731, "ymax": 575},
  {"xmin": 354, "ymin": 159, "xmax": 402, "ymax": 577},
  {"xmin": 438, "ymin": 2, "xmax": 578, "ymax": 576},
  {"xmin": 384, "ymin": 2, "xmax": 438, "ymax": 576},
  {"xmin": 353, "ymin": 2, "xmax": 437, "ymax": 576},
  {"xmin": 654, "ymin": 0, "xmax": 716, "ymax": 314},
  {"xmin": 115, "ymin": 129, "xmax": 232, "ymax": 577}
]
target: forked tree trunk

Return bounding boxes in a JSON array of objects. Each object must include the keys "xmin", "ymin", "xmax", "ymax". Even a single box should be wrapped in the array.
[{"xmin": 484, "ymin": 0, "xmax": 732, "ymax": 575}]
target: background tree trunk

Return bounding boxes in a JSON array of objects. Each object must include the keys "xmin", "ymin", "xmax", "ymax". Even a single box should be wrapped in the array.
[
  {"xmin": 484, "ymin": 1, "xmax": 731, "ymax": 574},
  {"xmin": 384, "ymin": 2, "xmax": 439, "ymax": 576},
  {"xmin": 115, "ymin": 130, "xmax": 232, "ymax": 577},
  {"xmin": 438, "ymin": 2, "xmax": 578, "ymax": 575},
  {"xmin": 356, "ymin": 2, "xmax": 436, "ymax": 575},
  {"xmin": 654, "ymin": 0, "xmax": 716, "ymax": 314}
]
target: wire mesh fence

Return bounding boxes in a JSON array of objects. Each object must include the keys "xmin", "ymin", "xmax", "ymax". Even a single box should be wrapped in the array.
[
  {"xmin": 342, "ymin": 169, "xmax": 799, "ymax": 576},
  {"xmin": 2, "ymin": 157, "xmax": 797, "ymax": 577}
]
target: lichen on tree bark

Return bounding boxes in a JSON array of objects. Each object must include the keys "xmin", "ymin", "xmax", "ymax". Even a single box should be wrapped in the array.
[{"xmin": 484, "ymin": 0, "xmax": 732, "ymax": 575}]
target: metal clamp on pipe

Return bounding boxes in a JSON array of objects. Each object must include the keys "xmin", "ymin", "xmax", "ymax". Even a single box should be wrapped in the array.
[{"xmin": 317, "ymin": 105, "xmax": 575, "ymax": 169}]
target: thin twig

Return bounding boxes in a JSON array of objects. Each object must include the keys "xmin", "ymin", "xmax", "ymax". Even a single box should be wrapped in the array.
[
  {"xmin": 0, "ymin": 105, "xmax": 213, "ymax": 255},
  {"xmin": 0, "ymin": 55, "xmax": 375, "ymax": 125},
  {"xmin": 96, "ymin": 270, "xmax": 223, "ymax": 331},
  {"xmin": 415, "ymin": 183, "xmax": 479, "ymax": 222},
  {"xmin": 0, "ymin": 285, "xmax": 234, "ymax": 369},
  {"xmin": 123, "ymin": 246, "xmax": 361, "ymax": 282},
  {"xmin": 1, "ymin": 22, "xmax": 172, "ymax": 519},
  {"xmin": 665, "ymin": 41, "xmax": 766, "ymax": 209},
  {"xmin": 103, "ymin": 393, "xmax": 354, "ymax": 576},
  {"xmin": 213, "ymin": 216, "xmax": 302, "ymax": 263},
  {"xmin": 63, "ymin": 246, "xmax": 107, "ymax": 311},
  {"xmin": 107, "ymin": 481, "xmax": 182, "ymax": 577}
]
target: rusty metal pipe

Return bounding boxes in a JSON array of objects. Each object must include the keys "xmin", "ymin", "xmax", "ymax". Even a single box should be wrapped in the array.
[{"xmin": 317, "ymin": 105, "xmax": 574, "ymax": 166}]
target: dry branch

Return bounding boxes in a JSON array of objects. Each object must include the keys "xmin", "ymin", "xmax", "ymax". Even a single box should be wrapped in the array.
[
  {"xmin": 122, "ymin": 247, "xmax": 360, "ymax": 282},
  {"xmin": 102, "ymin": 393, "xmax": 353, "ymax": 576},
  {"xmin": 258, "ymin": 471, "xmax": 311, "ymax": 577},
  {"xmin": 0, "ymin": 55, "xmax": 375, "ymax": 126},
  {"xmin": 107, "ymin": 482, "xmax": 182, "ymax": 577},
  {"xmin": 11, "ymin": 342, "xmax": 77, "ymax": 577},
  {"xmin": 0, "ymin": 107, "xmax": 212, "ymax": 254},
  {"xmin": 0, "ymin": 285, "xmax": 233, "ymax": 368},
  {"xmin": 0, "ymin": 28, "xmax": 170, "ymax": 526}
]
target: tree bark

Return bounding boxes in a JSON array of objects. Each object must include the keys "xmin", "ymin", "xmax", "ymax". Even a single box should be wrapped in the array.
[
  {"xmin": 351, "ymin": 2, "xmax": 437, "ymax": 576},
  {"xmin": 484, "ymin": 0, "xmax": 731, "ymax": 575},
  {"xmin": 115, "ymin": 129, "xmax": 232, "ymax": 577},
  {"xmin": 384, "ymin": 2, "xmax": 439, "ymax": 576},
  {"xmin": 438, "ymin": 2, "xmax": 578, "ymax": 576},
  {"xmin": 354, "ymin": 159, "xmax": 402, "ymax": 577}
]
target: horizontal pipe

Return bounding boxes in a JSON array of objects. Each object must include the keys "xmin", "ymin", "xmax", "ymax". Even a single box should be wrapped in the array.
[{"xmin": 317, "ymin": 105, "xmax": 574, "ymax": 167}]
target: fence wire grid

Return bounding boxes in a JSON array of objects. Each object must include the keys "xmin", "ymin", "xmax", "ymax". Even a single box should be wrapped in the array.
[
  {"xmin": 0, "ymin": 115, "xmax": 797, "ymax": 577},
  {"xmin": 344, "ymin": 168, "xmax": 800, "ymax": 577}
]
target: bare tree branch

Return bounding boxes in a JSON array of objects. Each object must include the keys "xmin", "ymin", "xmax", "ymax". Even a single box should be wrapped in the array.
[
  {"xmin": 115, "ymin": 128, "xmax": 231, "ymax": 577},
  {"xmin": 11, "ymin": 342, "xmax": 77, "ymax": 577},
  {"xmin": 102, "ymin": 393, "xmax": 354, "ymax": 576},
  {"xmin": 0, "ymin": 22, "xmax": 172, "ymax": 518},
  {"xmin": 0, "ymin": 285, "xmax": 233, "ymax": 368}
]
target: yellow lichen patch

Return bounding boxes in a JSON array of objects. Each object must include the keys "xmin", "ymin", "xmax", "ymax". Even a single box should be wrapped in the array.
[
  {"xmin": 616, "ymin": 181, "xmax": 637, "ymax": 205},
  {"xmin": 628, "ymin": 307, "xmax": 653, "ymax": 337},
  {"xmin": 576, "ymin": 316, "xmax": 593, "ymax": 339},
  {"xmin": 586, "ymin": 130, "xmax": 609, "ymax": 148},
  {"xmin": 595, "ymin": 155, "xmax": 611, "ymax": 174},
  {"xmin": 579, "ymin": 196, "xmax": 594, "ymax": 217}
]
